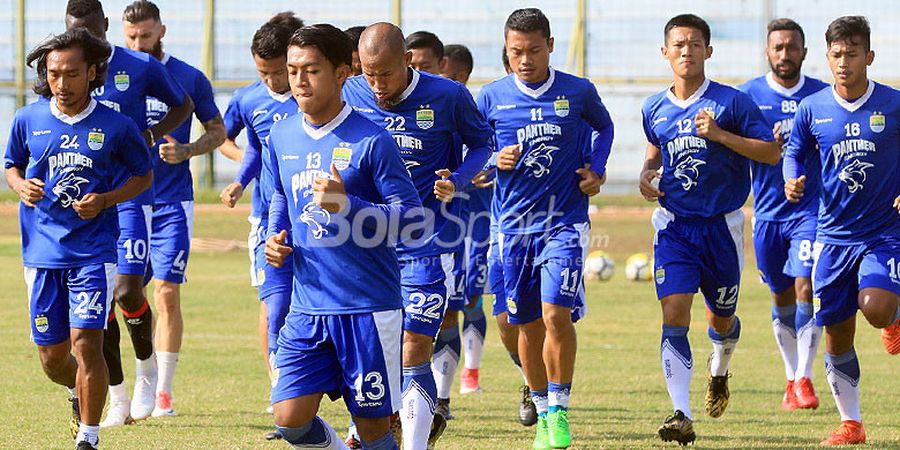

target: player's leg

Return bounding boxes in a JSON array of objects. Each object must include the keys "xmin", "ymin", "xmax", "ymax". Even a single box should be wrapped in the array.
[
  {"xmin": 461, "ymin": 236, "xmax": 490, "ymax": 394},
  {"xmin": 150, "ymin": 201, "xmax": 193, "ymax": 417},
  {"xmin": 856, "ymin": 237, "xmax": 900, "ymax": 354},
  {"xmin": 433, "ymin": 253, "xmax": 463, "ymax": 421},
  {"xmin": 100, "ymin": 311, "xmax": 132, "ymax": 427},
  {"xmin": 785, "ymin": 218, "xmax": 821, "ymax": 409},
  {"xmin": 69, "ymin": 263, "xmax": 116, "ymax": 449},
  {"xmin": 259, "ymin": 301, "xmax": 270, "ymax": 372}
]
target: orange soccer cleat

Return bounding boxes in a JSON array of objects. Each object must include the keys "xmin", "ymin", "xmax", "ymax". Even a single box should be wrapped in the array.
[
  {"xmin": 794, "ymin": 377, "xmax": 819, "ymax": 410},
  {"xmin": 781, "ymin": 380, "xmax": 799, "ymax": 411},
  {"xmin": 820, "ymin": 420, "xmax": 865, "ymax": 446},
  {"xmin": 880, "ymin": 320, "xmax": 900, "ymax": 355}
]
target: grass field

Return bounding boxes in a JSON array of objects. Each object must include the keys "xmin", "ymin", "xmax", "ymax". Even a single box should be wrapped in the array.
[{"xmin": 2, "ymin": 195, "xmax": 900, "ymax": 449}]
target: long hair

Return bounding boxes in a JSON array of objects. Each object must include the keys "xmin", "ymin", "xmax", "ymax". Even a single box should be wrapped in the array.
[{"xmin": 26, "ymin": 27, "xmax": 111, "ymax": 98}]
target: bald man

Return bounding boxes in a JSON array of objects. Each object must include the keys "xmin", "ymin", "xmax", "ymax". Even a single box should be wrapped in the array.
[{"xmin": 343, "ymin": 23, "xmax": 494, "ymax": 450}]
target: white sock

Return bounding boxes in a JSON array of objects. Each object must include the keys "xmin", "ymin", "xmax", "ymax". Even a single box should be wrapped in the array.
[
  {"xmin": 401, "ymin": 384, "xmax": 434, "ymax": 450},
  {"xmin": 156, "ymin": 351, "xmax": 179, "ymax": 397},
  {"xmin": 462, "ymin": 324, "xmax": 485, "ymax": 370},
  {"xmin": 825, "ymin": 349, "xmax": 861, "ymax": 422},
  {"xmin": 136, "ymin": 353, "xmax": 157, "ymax": 378},
  {"xmin": 432, "ymin": 344, "xmax": 459, "ymax": 399},
  {"xmin": 108, "ymin": 383, "xmax": 129, "ymax": 405},
  {"xmin": 796, "ymin": 322, "xmax": 822, "ymax": 380},
  {"xmin": 772, "ymin": 318, "xmax": 799, "ymax": 381},
  {"xmin": 66, "ymin": 386, "xmax": 77, "ymax": 398},
  {"xmin": 709, "ymin": 317, "xmax": 741, "ymax": 377},
  {"xmin": 661, "ymin": 327, "xmax": 693, "ymax": 419},
  {"xmin": 76, "ymin": 423, "xmax": 100, "ymax": 446}
]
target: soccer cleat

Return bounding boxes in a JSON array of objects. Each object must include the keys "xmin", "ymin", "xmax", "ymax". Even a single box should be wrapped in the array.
[
  {"xmin": 131, "ymin": 372, "xmax": 157, "ymax": 420},
  {"xmin": 547, "ymin": 409, "xmax": 572, "ymax": 448},
  {"xmin": 880, "ymin": 320, "xmax": 900, "ymax": 355},
  {"xmin": 459, "ymin": 367, "xmax": 482, "ymax": 394},
  {"xmin": 520, "ymin": 384, "xmax": 538, "ymax": 427},
  {"xmin": 781, "ymin": 380, "xmax": 799, "ymax": 411},
  {"xmin": 100, "ymin": 398, "xmax": 134, "ymax": 427},
  {"xmin": 658, "ymin": 410, "xmax": 696, "ymax": 446},
  {"xmin": 151, "ymin": 391, "xmax": 177, "ymax": 417},
  {"xmin": 265, "ymin": 405, "xmax": 274, "ymax": 414},
  {"xmin": 532, "ymin": 414, "xmax": 551, "ymax": 450},
  {"xmin": 69, "ymin": 396, "xmax": 81, "ymax": 439},
  {"xmin": 76, "ymin": 441, "xmax": 98, "ymax": 450},
  {"xmin": 265, "ymin": 430, "xmax": 283, "ymax": 441},
  {"xmin": 427, "ymin": 411, "xmax": 447, "ymax": 450},
  {"xmin": 344, "ymin": 435, "xmax": 361, "ymax": 449},
  {"xmin": 794, "ymin": 377, "xmax": 819, "ymax": 410},
  {"xmin": 820, "ymin": 420, "xmax": 865, "ymax": 446},
  {"xmin": 436, "ymin": 398, "xmax": 455, "ymax": 420},
  {"xmin": 704, "ymin": 359, "xmax": 731, "ymax": 418}
]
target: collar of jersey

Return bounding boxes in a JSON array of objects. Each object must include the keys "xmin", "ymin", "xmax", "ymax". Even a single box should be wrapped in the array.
[
  {"xmin": 50, "ymin": 97, "xmax": 97, "ymax": 125},
  {"xmin": 513, "ymin": 67, "xmax": 556, "ymax": 99},
  {"xmin": 266, "ymin": 86, "xmax": 293, "ymax": 103},
  {"xmin": 108, "ymin": 45, "xmax": 117, "ymax": 63},
  {"xmin": 665, "ymin": 78, "xmax": 710, "ymax": 109},
  {"xmin": 394, "ymin": 68, "xmax": 421, "ymax": 105},
  {"xmin": 302, "ymin": 103, "xmax": 352, "ymax": 140},
  {"xmin": 160, "ymin": 52, "xmax": 171, "ymax": 65},
  {"xmin": 766, "ymin": 72, "xmax": 806, "ymax": 97},
  {"xmin": 831, "ymin": 79, "xmax": 874, "ymax": 113}
]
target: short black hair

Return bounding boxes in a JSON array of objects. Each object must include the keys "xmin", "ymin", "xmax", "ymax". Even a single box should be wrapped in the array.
[
  {"xmin": 123, "ymin": 0, "xmax": 160, "ymax": 24},
  {"xmin": 505, "ymin": 8, "xmax": 551, "ymax": 39},
  {"xmin": 267, "ymin": 11, "xmax": 304, "ymax": 34},
  {"xmin": 501, "ymin": 46, "xmax": 510, "ymax": 72},
  {"xmin": 444, "ymin": 44, "xmax": 473, "ymax": 74},
  {"xmin": 289, "ymin": 24, "xmax": 352, "ymax": 70},
  {"xmin": 27, "ymin": 27, "xmax": 110, "ymax": 98},
  {"xmin": 405, "ymin": 31, "xmax": 444, "ymax": 59},
  {"xmin": 826, "ymin": 15, "xmax": 871, "ymax": 51},
  {"xmin": 66, "ymin": 0, "xmax": 104, "ymax": 18},
  {"xmin": 768, "ymin": 18, "xmax": 805, "ymax": 45},
  {"xmin": 345, "ymin": 26, "xmax": 366, "ymax": 50},
  {"xmin": 664, "ymin": 14, "xmax": 711, "ymax": 46},
  {"xmin": 252, "ymin": 22, "xmax": 292, "ymax": 59}
]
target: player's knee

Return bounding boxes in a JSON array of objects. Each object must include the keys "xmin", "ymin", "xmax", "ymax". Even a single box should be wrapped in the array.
[
  {"xmin": 70, "ymin": 329, "xmax": 104, "ymax": 361},
  {"xmin": 795, "ymin": 279, "xmax": 813, "ymax": 302},
  {"xmin": 402, "ymin": 331, "xmax": 433, "ymax": 365},
  {"xmin": 38, "ymin": 344, "xmax": 70, "ymax": 376},
  {"xmin": 542, "ymin": 305, "xmax": 573, "ymax": 335},
  {"xmin": 114, "ymin": 280, "xmax": 143, "ymax": 311},
  {"xmin": 709, "ymin": 315, "xmax": 733, "ymax": 336},
  {"xmin": 660, "ymin": 300, "xmax": 691, "ymax": 327},
  {"xmin": 859, "ymin": 290, "xmax": 900, "ymax": 329},
  {"xmin": 440, "ymin": 310, "xmax": 459, "ymax": 329}
]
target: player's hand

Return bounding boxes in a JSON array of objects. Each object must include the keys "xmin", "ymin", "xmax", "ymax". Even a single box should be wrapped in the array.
[
  {"xmin": 576, "ymin": 164, "xmax": 604, "ymax": 197},
  {"xmin": 434, "ymin": 169, "xmax": 455, "ymax": 202},
  {"xmin": 220, "ymin": 182, "xmax": 244, "ymax": 208},
  {"xmin": 694, "ymin": 110, "xmax": 722, "ymax": 142},
  {"xmin": 784, "ymin": 175, "xmax": 806, "ymax": 203},
  {"xmin": 15, "ymin": 177, "xmax": 45, "ymax": 207},
  {"xmin": 893, "ymin": 195, "xmax": 900, "ymax": 215},
  {"xmin": 497, "ymin": 144, "xmax": 522, "ymax": 171},
  {"xmin": 313, "ymin": 163, "xmax": 347, "ymax": 213},
  {"xmin": 72, "ymin": 192, "xmax": 108, "ymax": 219},
  {"xmin": 265, "ymin": 230, "xmax": 293, "ymax": 268},
  {"xmin": 639, "ymin": 168, "xmax": 664, "ymax": 201},
  {"xmin": 471, "ymin": 169, "xmax": 495, "ymax": 189},
  {"xmin": 772, "ymin": 122, "xmax": 785, "ymax": 149},
  {"xmin": 159, "ymin": 135, "xmax": 193, "ymax": 164}
]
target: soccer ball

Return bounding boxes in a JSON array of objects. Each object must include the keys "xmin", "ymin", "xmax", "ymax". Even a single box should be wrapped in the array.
[
  {"xmin": 625, "ymin": 253, "xmax": 653, "ymax": 282},
  {"xmin": 585, "ymin": 251, "xmax": 614, "ymax": 281}
]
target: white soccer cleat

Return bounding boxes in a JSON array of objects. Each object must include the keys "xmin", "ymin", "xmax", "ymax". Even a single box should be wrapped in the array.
[
  {"xmin": 266, "ymin": 405, "xmax": 274, "ymax": 414},
  {"xmin": 131, "ymin": 372, "xmax": 158, "ymax": 420},
  {"xmin": 100, "ymin": 399, "xmax": 134, "ymax": 428},
  {"xmin": 151, "ymin": 391, "xmax": 177, "ymax": 417}
]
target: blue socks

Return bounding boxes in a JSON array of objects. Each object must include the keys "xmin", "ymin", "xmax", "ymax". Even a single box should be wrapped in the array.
[
  {"xmin": 796, "ymin": 301, "xmax": 814, "ymax": 330},
  {"xmin": 402, "ymin": 361, "xmax": 437, "ymax": 411},
  {"xmin": 361, "ymin": 430, "xmax": 399, "ymax": 450}
]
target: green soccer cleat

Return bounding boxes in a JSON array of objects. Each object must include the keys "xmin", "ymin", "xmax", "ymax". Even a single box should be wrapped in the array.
[
  {"xmin": 532, "ymin": 414, "xmax": 551, "ymax": 450},
  {"xmin": 547, "ymin": 409, "xmax": 572, "ymax": 448}
]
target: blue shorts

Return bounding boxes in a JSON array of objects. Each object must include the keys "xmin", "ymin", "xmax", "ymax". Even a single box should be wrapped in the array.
[
  {"xmin": 148, "ymin": 201, "xmax": 193, "ymax": 284},
  {"xmin": 25, "ymin": 263, "xmax": 116, "ymax": 346},
  {"xmin": 116, "ymin": 202, "xmax": 152, "ymax": 276},
  {"xmin": 465, "ymin": 231, "xmax": 491, "ymax": 299},
  {"xmin": 812, "ymin": 236, "xmax": 900, "ymax": 327},
  {"xmin": 271, "ymin": 309, "xmax": 402, "ymax": 418},
  {"xmin": 752, "ymin": 215, "xmax": 816, "ymax": 294},
  {"xmin": 247, "ymin": 216, "xmax": 294, "ymax": 298},
  {"xmin": 488, "ymin": 226, "xmax": 507, "ymax": 316},
  {"xmin": 499, "ymin": 222, "xmax": 589, "ymax": 325},
  {"xmin": 652, "ymin": 208, "xmax": 744, "ymax": 317},
  {"xmin": 447, "ymin": 251, "xmax": 467, "ymax": 312},
  {"xmin": 400, "ymin": 254, "xmax": 454, "ymax": 338}
]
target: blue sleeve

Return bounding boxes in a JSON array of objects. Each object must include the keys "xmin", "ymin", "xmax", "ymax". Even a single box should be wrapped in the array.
[
  {"xmin": 146, "ymin": 58, "xmax": 186, "ymax": 107},
  {"xmin": 641, "ymin": 102, "xmax": 660, "ymax": 148},
  {"xmin": 223, "ymin": 90, "xmax": 245, "ymax": 140},
  {"xmin": 4, "ymin": 112, "xmax": 27, "ymax": 170},
  {"xmin": 452, "ymin": 84, "xmax": 494, "ymax": 186},
  {"xmin": 191, "ymin": 70, "xmax": 220, "ymax": 123},
  {"xmin": 732, "ymin": 91, "xmax": 773, "ymax": 142},
  {"xmin": 580, "ymin": 83, "xmax": 614, "ymax": 176},
  {"xmin": 783, "ymin": 102, "xmax": 814, "ymax": 180},
  {"xmin": 234, "ymin": 143, "xmax": 261, "ymax": 187},
  {"xmin": 115, "ymin": 120, "xmax": 153, "ymax": 177},
  {"xmin": 343, "ymin": 132, "xmax": 423, "ymax": 232},
  {"xmin": 265, "ymin": 135, "xmax": 290, "ymax": 237}
]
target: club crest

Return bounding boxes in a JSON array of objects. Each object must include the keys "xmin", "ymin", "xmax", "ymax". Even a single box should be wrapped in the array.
[
  {"xmin": 870, "ymin": 112, "xmax": 885, "ymax": 133},
  {"xmin": 416, "ymin": 105, "xmax": 434, "ymax": 130},
  {"xmin": 114, "ymin": 72, "xmax": 130, "ymax": 92},
  {"xmin": 87, "ymin": 130, "xmax": 105, "ymax": 151},
  {"xmin": 554, "ymin": 96, "xmax": 570, "ymax": 117},
  {"xmin": 332, "ymin": 144, "xmax": 352, "ymax": 171}
]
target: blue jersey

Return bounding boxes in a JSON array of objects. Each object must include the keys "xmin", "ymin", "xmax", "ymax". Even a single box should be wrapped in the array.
[
  {"xmin": 342, "ymin": 70, "xmax": 494, "ymax": 258},
  {"xmin": 224, "ymin": 80, "xmax": 297, "ymax": 220},
  {"xmin": 739, "ymin": 74, "xmax": 828, "ymax": 221},
  {"xmin": 785, "ymin": 81, "xmax": 900, "ymax": 244},
  {"xmin": 91, "ymin": 45, "xmax": 185, "ymax": 205},
  {"xmin": 642, "ymin": 79, "xmax": 773, "ymax": 219},
  {"xmin": 264, "ymin": 105, "xmax": 422, "ymax": 315},
  {"xmin": 4, "ymin": 99, "xmax": 151, "ymax": 268},
  {"xmin": 476, "ymin": 68, "xmax": 614, "ymax": 234},
  {"xmin": 147, "ymin": 54, "xmax": 220, "ymax": 204}
]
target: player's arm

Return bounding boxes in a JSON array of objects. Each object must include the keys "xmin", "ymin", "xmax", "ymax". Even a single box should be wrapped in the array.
[
  {"xmin": 219, "ymin": 94, "xmax": 254, "ymax": 207},
  {"xmin": 143, "ymin": 57, "xmax": 194, "ymax": 146},
  {"xmin": 4, "ymin": 116, "xmax": 44, "ymax": 207},
  {"xmin": 218, "ymin": 138, "xmax": 243, "ymax": 162},
  {"xmin": 639, "ymin": 143, "xmax": 664, "ymax": 201},
  {"xmin": 159, "ymin": 74, "xmax": 226, "ymax": 163},
  {"xmin": 697, "ymin": 92, "xmax": 780, "ymax": 165},
  {"xmin": 146, "ymin": 94, "xmax": 193, "ymax": 148},
  {"xmin": 782, "ymin": 103, "xmax": 814, "ymax": 203},
  {"xmin": 448, "ymin": 85, "xmax": 494, "ymax": 190},
  {"xmin": 580, "ymin": 83, "xmax": 615, "ymax": 195},
  {"xmin": 263, "ymin": 137, "xmax": 292, "ymax": 267}
]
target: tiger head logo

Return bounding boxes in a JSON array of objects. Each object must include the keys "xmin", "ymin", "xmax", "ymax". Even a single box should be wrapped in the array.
[
  {"xmin": 298, "ymin": 203, "xmax": 331, "ymax": 239},
  {"xmin": 673, "ymin": 156, "xmax": 706, "ymax": 191},
  {"xmin": 838, "ymin": 159, "xmax": 873, "ymax": 193},
  {"xmin": 52, "ymin": 171, "xmax": 89, "ymax": 208},
  {"xmin": 522, "ymin": 143, "xmax": 560, "ymax": 178}
]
